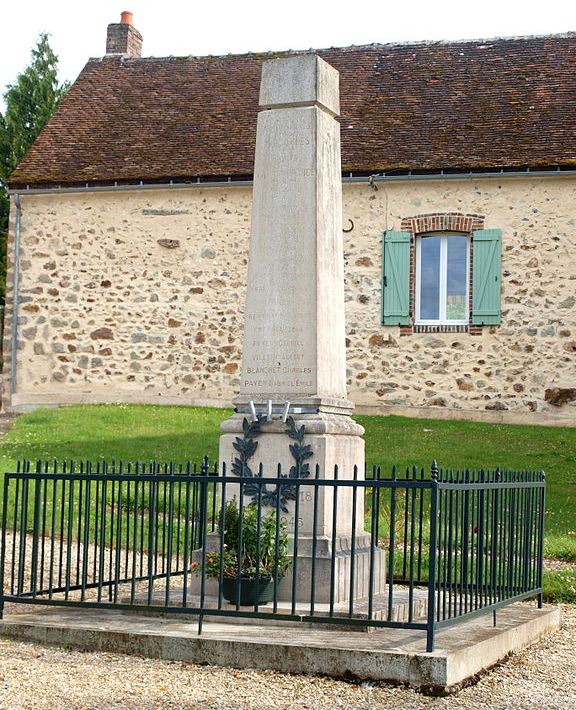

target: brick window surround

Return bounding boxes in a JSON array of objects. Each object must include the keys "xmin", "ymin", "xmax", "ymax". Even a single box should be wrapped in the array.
[{"xmin": 399, "ymin": 212, "xmax": 485, "ymax": 335}]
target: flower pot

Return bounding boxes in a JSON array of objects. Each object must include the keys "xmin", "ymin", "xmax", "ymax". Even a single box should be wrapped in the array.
[{"xmin": 221, "ymin": 576, "xmax": 275, "ymax": 606}]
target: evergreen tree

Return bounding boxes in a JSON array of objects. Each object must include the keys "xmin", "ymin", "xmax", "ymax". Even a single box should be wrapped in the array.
[
  {"xmin": 0, "ymin": 114, "xmax": 10, "ymax": 308},
  {"xmin": 0, "ymin": 33, "xmax": 69, "ymax": 307}
]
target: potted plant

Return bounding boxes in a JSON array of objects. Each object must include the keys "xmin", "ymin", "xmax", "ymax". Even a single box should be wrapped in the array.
[{"xmin": 196, "ymin": 499, "xmax": 291, "ymax": 606}]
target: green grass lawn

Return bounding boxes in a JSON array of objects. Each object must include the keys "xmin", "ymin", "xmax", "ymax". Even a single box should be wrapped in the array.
[
  {"xmin": 1, "ymin": 404, "xmax": 575, "ymax": 600},
  {"xmin": 357, "ymin": 414, "xmax": 576, "ymax": 562}
]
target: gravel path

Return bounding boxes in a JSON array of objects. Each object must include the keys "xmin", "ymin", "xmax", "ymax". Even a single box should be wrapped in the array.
[
  {"xmin": 0, "ymin": 604, "xmax": 573, "ymax": 709},
  {"xmin": 2, "ymin": 523, "xmax": 574, "ymax": 708}
]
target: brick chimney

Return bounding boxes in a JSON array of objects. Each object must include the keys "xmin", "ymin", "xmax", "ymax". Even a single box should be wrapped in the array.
[{"xmin": 106, "ymin": 11, "xmax": 142, "ymax": 57}]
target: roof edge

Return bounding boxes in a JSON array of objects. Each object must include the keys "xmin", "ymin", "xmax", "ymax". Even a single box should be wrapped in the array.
[
  {"xmin": 9, "ymin": 165, "xmax": 576, "ymax": 193},
  {"xmin": 84, "ymin": 29, "xmax": 576, "ymax": 65}
]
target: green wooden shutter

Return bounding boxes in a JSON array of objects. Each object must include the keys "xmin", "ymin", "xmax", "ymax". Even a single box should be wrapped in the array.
[
  {"xmin": 382, "ymin": 230, "xmax": 411, "ymax": 325},
  {"xmin": 472, "ymin": 229, "xmax": 502, "ymax": 325}
]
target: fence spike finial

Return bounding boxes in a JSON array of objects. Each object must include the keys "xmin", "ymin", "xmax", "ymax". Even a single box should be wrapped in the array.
[{"xmin": 431, "ymin": 460, "xmax": 439, "ymax": 481}]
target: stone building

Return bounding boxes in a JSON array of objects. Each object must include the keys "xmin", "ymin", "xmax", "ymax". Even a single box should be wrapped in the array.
[{"xmin": 2, "ymin": 14, "xmax": 575, "ymax": 423}]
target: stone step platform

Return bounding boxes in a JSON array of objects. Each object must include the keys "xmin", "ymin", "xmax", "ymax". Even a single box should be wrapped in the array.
[
  {"xmin": 123, "ymin": 585, "xmax": 428, "ymax": 632},
  {"xmin": 0, "ymin": 604, "xmax": 560, "ymax": 692}
]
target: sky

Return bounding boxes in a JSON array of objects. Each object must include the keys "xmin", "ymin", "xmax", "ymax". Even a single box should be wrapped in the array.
[{"xmin": 0, "ymin": 0, "xmax": 574, "ymax": 108}]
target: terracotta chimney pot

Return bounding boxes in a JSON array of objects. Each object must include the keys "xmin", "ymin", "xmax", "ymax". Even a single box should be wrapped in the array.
[{"xmin": 120, "ymin": 11, "xmax": 133, "ymax": 25}]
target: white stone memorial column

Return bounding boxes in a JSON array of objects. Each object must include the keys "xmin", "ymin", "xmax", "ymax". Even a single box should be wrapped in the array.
[{"xmin": 219, "ymin": 55, "xmax": 385, "ymax": 603}]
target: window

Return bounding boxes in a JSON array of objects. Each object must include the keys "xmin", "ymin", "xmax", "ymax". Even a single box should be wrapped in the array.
[
  {"xmin": 381, "ymin": 220, "xmax": 502, "ymax": 331},
  {"xmin": 415, "ymin": 233, "xmax": 469, "ymax": 325}
]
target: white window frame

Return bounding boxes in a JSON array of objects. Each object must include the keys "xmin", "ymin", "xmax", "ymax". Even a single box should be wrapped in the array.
[{"xmin": 415, "ymin": 232, "xmax": 470, "ymax": 326}]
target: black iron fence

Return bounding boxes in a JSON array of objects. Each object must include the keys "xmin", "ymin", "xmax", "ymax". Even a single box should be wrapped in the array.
[{"xmin": 0, "ymin": 459, "xmax": 545, "ymax": 651}]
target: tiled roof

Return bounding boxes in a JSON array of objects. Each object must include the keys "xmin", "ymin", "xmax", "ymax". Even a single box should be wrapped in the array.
[{"xmin": 9, "ymin": 33, "xmax": 576, "ymax": 187}]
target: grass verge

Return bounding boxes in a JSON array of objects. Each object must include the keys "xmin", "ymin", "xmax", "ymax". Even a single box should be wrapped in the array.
[{"xmin": 1, "ymin": 404, "xmax": 574, "ymax": 601}]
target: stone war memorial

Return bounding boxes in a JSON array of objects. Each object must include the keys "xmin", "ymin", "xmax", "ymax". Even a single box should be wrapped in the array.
[
  {"xmin": 218, "ymin": 54, "xmax": 385, "ymax": 603},
  {"xmin": 0, "ymin": 51, "xmax": 559, "ymax": 693}
]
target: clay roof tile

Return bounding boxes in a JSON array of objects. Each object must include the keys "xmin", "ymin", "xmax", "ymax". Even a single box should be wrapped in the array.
[{"xmin": 9, "ymin": 33, "xmax": 576, "ymax": 187}]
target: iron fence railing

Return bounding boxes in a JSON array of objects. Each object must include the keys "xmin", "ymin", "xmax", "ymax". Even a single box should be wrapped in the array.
[{"xmin": 0, "ymin": 459, "xmax": 545, "ymax": 651}]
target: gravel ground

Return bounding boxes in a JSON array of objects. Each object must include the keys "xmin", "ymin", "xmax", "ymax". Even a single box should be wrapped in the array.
[
  {"xmin": 544, "ymin": 558, "xmax": 576, "ymax": 572},
  {"xmin": 2, "ymin": 530, "xmax": 575, "ymax": 709},
  {"xmin": 0, "ymin": 604, "xmax": 573, "ymax": 709}
]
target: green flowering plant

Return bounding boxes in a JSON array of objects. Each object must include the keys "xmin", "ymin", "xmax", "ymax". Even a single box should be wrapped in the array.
[{"xmin": 194, "ymin": 499, "xmax": 291, "ymax": 580}]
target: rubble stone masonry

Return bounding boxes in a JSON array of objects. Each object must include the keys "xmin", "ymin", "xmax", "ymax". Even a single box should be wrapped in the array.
[{"xmin": 2, "ymin": 176, "xmax": 575, "ymax": 423}]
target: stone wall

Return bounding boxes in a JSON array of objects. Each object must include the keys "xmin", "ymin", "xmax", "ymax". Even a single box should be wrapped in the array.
[
  {"xmin": 2, "ymin": 188, "xmax": 251, "ymax": 408},
  {"xmin": 342, "ymin": 177, "xmax": 575, "ymax": 422},
  {"xmin": 2, "ymin": 176, "xmax": 575, "ymax": 423}
]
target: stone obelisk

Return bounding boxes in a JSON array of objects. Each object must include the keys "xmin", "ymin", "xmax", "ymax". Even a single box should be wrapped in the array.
[{"xmin": 219, "ymin": 55, "xmax": 384, "ymax": 602}]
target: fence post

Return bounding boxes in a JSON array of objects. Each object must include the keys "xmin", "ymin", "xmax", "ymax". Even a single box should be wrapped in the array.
[
  {"xmin": 0, "ymin": 475, "xmax": 10, "ymax": 619},
  {"xmin": 490, "ymin": 470, "xmax": 501, "ymax": 612},
  {"xmin": 30, "ymin": 477, "xmax": 42, "ymax": 598},
  {"xmin": 426, "ymin": 461, "xmax": 439, "ymax": 653},
  {"xmin": 197, "ymin": 457, "xmax": 209, "ymax": 549},
  {"xmin": 146, "ymin": 465, "xmax": 158, "ymax": 606},
  {"xmin": 198, "ymin": 458, "xmax": 210, "ymax": 635},
  {"xmin": 537, "ymin": 471, "xmax": 546, "ymax": 608}
]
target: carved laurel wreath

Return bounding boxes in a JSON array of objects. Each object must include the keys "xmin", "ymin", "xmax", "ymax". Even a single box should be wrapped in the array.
[{"xmin": 231, "ymin": 416, "xmax": 312, "ymax": 513}]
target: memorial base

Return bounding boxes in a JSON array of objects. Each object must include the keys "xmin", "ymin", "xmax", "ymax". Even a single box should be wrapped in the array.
[
  {"xmin": 190, "ymin": 533, "xmax": 387, "ymax": 605},
  {"xmin": 209, "ymin": 409, "xmax": 385, "ymax": 603},
  {"xmin": 277, "ymin": 534, "xmax": 386, "ymax": 603},
  {"xmin": 219, "ymin": 411, "xmax": 366, "ymax": 537},
  {"xmin": 188, "ymin": 533, "xmax": 386, "ymax": 604}
]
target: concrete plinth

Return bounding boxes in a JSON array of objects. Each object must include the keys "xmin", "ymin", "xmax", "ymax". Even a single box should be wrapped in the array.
[
  {"xmin": 0, "ymin": 604, "xmax": 560, "ymax": 693},
  {"xmin": 163, "ymin": 586, "xmax": 425, "ymax": 629}
]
